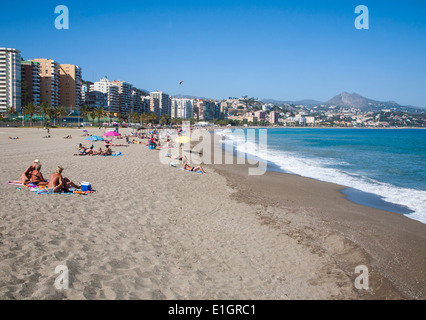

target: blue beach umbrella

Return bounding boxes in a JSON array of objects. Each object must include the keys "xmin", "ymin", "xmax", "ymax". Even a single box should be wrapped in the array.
[{"xmin": 85, "ymin": 135, "xmax": 104, "ymax": 141}]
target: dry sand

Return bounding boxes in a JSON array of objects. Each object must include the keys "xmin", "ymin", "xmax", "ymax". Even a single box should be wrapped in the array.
[{"xmin": 0, "ymin": 127, "xmax": 424, "ymax": 300}]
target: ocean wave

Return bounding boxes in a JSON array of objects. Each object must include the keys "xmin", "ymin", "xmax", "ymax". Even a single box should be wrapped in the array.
[{"xmin": 217, "ymin": 131, "xmax": 426, "ymax": 224}]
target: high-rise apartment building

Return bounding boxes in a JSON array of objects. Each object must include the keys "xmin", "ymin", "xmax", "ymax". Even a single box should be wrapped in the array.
[
  {"xmin": 32, "ymin": 58, "xmax": 61, "ymax": 107},
  {"xmin": 196, "ymin": 99, "xmax": 216, "ymax": 121},
  {"xmin": 0, "ymin": 48, "xmax": 22, "ymax": 113},
  {"xmin": 171, "ymin": 98, "xmax": 194, "ymax": 120},
  {"xmin": 270, "ymin": 111, "xmax": 278, "ymax": 124},
  {"xmin": 60, "ymin": 64, "xmax": 82, "ymax": 111},
  {"xmin": 21, "ymin": 60, "xmax": 41, "ymax": 107},
  {"xmin": 91, "ymin": 77, "xmax": 120, "ymax": 114},
  {"xmin": 150, "ymin": 91, "xmax": 170, "ymax": 117},
  {"xmin": 112, "ymin": 80, "xmax": 133, "ymax": 115}
]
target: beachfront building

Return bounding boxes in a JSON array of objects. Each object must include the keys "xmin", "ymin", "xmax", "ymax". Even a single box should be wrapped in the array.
[
  {"xmin": 0, "ymin": 47, "xmax": 22, "ymax": 113},
  {"xmin": 132, "ymin": 89, "xmax": 145, "ymax": 114},
  {"xmin": 150, "ymin": 91, "xmax": 171, "ymax": 117},
  {"xmin": 81, "ymin": 83, "xmax": 88, "ymax": 103},
  {"xmin": 91, "ymin": 77, "xmax": 120, "ymax": 114},
  {"xmin": 21, "ymin": 60, "xmax": 41, "ymax": 107},
  {"xmin": 60, "ymin": 64, "xmax": 82, "ymax": 112},
  {"xmin": 31, "ymin": 58, "xmax": 61, "ymax": 107},
  {"xmin": 306, "ymin": 116, "xmax": 316, "ymax": 126},
  {"xmin": 171, "ymin": 98, "xmax": 194, "ymax": 120},
  {"xmin": 196, "ymin": 99, "xmax": 216, "ymax": 121},
  {"xmin": 84, "ymin": 90, "xmax": 107, "ymax": 109},
  {"xmin": 112, "ymin": 80, "xmax": 133, "ymax": 115},
  {"xmin": 254, "ymin": 110, "xmax": 266, "ymax": 121},
  {"xmin": 270, "ymin": 111, "xmax": 278, "ymax": 124}
]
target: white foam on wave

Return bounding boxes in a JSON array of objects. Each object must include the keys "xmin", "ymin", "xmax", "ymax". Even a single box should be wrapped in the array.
[{"xmin": 218, "ymin": 131, "xmax": 426, "ymax": 224}]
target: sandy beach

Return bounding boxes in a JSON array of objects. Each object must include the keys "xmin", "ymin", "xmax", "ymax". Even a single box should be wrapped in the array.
[{"xmin": 0, "ymin": 127, "xmax": 424, "ymax": 300}]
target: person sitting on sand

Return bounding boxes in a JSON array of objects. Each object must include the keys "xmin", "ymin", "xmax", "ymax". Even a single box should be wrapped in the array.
[
  {"xmin": 94, "ymin": 147, "xmax": 103, "ymax": 155},
  {"xmin": 182, "ymin": 157, "xmax": 207, "ymax": 174},
  {"xmin": 47, "ymin": 166, "xmax": 80, "ymax": 193},
  {"xmin": 101, "ymin": 145, "xmax": 113, "ymax": 156},
  {"xmin": 20, "ymin": 159, "xmax": 40, "ymax": 185},
  {"xmin": 30, "ymin": 163, "xmax": 47, "ymax": 186}
]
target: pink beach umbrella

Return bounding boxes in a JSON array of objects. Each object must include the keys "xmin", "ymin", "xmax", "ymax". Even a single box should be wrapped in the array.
[{"xmin": 103, "ymin": 131, "xmax": 121, "ymax": 137}]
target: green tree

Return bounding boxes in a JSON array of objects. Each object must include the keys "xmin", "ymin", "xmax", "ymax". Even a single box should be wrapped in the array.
[
  {"xmin": 55, "ymin": 106, "xmax": 67, "ymax": 126},
  {"xmin": 81, "ymin": 105, "xmax": 93, "ymax": 123},
  {"xmin": 39, "ymin": 103, "xmax": 50, "ymax": 127},
  {"xmin": 22, "ymin": 103, "xmax": 39, "ymax": 127},
  {"xmin": 94, "ymin": 107, "xmax": 105, "ymax": 126}
]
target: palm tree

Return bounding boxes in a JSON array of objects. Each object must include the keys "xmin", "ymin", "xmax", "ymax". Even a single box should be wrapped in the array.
[
  {"xmin": 55, "ymin": 106, "xmax": 67, "ymax": 126},
  {"xmin": 23, "ymin": 103, "xmax": 38, "ymax": 127},
  {"xmin": 81, "ymin": 105, "xmax": 93, "ymax": 123},
  {"xmin": 94, "ymin": 107, "xmax": 105, "ymax": 126},
  {"xmin": 5, "ymin": 106, "xmax": 16, "ymax": 118},
  {"xmin": 89, "ymin": 110, "xmax": 96, "ymax": 126},
  {"xmin": 46, "ymin": 107, "xmax": 56, "ymax": 125},
  {"xmin": 39, "ymin": 103, "xmax": 50, "ymax": 127}
]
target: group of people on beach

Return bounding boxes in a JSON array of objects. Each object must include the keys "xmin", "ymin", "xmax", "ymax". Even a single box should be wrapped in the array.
[
  {"xmin": 20, "ymin": 160, "xmax": 80, "ymax": 193},
  {"xmin": 75, "ymin": 143, "xmax": 112, "ymax": 156}
]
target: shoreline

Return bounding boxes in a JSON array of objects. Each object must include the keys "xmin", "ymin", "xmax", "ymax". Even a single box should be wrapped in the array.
[
  {"xmin": 202, "ymin": 132, "xmax": 426, "ymax": 299},
  {"xmin": 0, "ymin": 127, "xmax": 425, "ymax": 300}
]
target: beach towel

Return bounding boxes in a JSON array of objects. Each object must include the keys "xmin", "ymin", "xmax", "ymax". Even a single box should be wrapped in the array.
[
  {"xmin": 102, "ymin": 152, "xmax": 123, "ymax": 157},
  {"xmin": 179, "ymin": 167, "xmax": 204, "ymax": 174}
]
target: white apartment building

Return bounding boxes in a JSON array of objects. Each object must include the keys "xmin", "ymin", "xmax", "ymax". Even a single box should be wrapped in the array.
[
  {"xmin": 171, "ymin": 98, "xmax": 194, "ymax": 120},
  {"xmin": 150, "ymin": 91, "xmax": 171, "ymax": 117},
  {"xmin": 0, "ymin": 48, "xmax": 22, "ymax": 113},
  {"xmin": 91, "ymin": 77, "xmax": 120, "ymax": 113},
  {"xmin": 112, "ymin": 80, "xmax": 133, "ymax": 115}
]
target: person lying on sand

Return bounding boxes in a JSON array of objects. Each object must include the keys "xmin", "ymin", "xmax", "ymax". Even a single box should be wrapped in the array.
[
  {"xmin": 182, "ymin": 157, "xmax": 207, "ymax": 174},
  {"xmin": 47, "ymin": 166, "xmax": 80, "ymax": 193},
  {"xmin": 30, "ymin": 163, "xmax": 48, "ymax": 186},
  {"xmin": 20, "ymin": 159, "xmax": 40, "ymax": 185},
  {"xmin": 63, "ymin": 135, "xmax": 72, "ymax": 139},
  {"xmin": 94, "ymin": 147, "xmax": 103, "ymax": 155}
]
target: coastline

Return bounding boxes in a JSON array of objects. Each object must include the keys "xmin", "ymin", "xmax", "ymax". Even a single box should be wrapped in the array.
[
  {"xmin": 203, "ymin": 132, "xmax": 426, "ymax": 299},
  {"xmin": 0, "ymin": 127, "xmax": 424, "ymax": 300}
]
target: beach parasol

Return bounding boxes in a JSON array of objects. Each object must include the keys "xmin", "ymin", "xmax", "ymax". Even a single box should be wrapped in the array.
[
  {"xmin": 86, "ymin": 135, "xmax": 104, "ymax": 141},
  {"xmin": 83, "ymin": 129, "xmax": 88, "ymax": 132},
  {"xmin": 175, "ymin": 136, "xmax": 191, "ymax": 144},
  {"xmin": 103, "ymin": 131, "xmax": 121, "ymax": 137}
]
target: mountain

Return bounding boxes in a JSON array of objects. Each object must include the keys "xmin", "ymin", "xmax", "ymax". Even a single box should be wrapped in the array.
[{"xmin": 325, "ymin": 92, "xmax": 399, "ymax": 110}]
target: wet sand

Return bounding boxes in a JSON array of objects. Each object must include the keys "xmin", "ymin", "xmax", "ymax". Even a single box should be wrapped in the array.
[{"xmin": 0, "ymin": 127, "xmax": 424, "ymax": 300}]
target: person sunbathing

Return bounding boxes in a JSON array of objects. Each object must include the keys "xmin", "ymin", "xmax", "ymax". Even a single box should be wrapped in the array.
[
  {"xmin": 101, "ymin": 145, "xmax": 113, "ymax": 156},
  {"xmin": 30, "ymin": 163, "xmax": 48, "ymax": 186},
  {"xmin": 94, "ymin": 147, "xmax": 103, "ymax": 155},
  {"xmin": 47, "ymin": 166, "xmax": 80, "ymax": 193},
  {"xmin": 182, "ymin": 159, "xmax": 207, "ymax": 174},
  {"xmin": 20, "ymin": 159, "xmax": 40, "ymax": 185}
]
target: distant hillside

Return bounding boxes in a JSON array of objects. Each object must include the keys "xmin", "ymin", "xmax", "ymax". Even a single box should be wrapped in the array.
[
  {"xmin": 261, "ymin": 98, "xmax": 323, "ymax": 107},
  {"xmin": 324, "ymin": 92, "xmax": 424, "ymax": 113}
]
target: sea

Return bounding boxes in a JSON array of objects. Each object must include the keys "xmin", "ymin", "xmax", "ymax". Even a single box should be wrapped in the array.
[{"xmin": 216, "ymin": 128, "xmax": 426, "ymax": 224}]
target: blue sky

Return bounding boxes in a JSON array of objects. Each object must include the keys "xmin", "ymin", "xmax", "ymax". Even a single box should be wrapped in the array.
[{"xmin": 1, "ymin": 0, "xmax": 425, "ymax": 106}]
